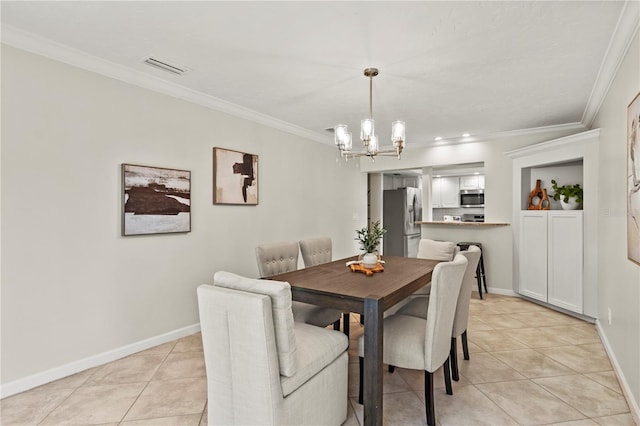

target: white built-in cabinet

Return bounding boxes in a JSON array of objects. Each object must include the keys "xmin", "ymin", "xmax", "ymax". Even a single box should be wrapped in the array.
[
  {"xmin": 432, "ymin": 176, "xmax": 460, "ymax": 208},
  {"xmin": 459, "ymin": 175, "xmax": 485, "ymax": 190},
  {"xmin": 519, "ymin": 210, "xmax": 583, "ymax": 313},
  {"xmin": 506, "ymin": 129, "xmax": 599, "ymax": 320}
]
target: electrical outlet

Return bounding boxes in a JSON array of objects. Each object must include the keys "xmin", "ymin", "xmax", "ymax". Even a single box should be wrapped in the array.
[{"xmin": 608, "ymin": 307, "xmax": 612, "ymax": 325}]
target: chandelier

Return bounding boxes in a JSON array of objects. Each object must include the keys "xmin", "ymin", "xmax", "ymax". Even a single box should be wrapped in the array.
[{"xmin": 334, "ymin": 68, "xmax": 405, "ymax": 160}]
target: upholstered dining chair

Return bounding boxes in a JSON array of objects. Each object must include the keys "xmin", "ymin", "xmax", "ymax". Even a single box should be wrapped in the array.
[
  {"xmin": 256, "ymin": 241, "xmax": 343, "ymax": 331},
  {"xmin": 299, "ymin": 237, "xmax": 350, "ymax": 338},
  {"xmin": 198, "ymin": 272, "xmax": 348, "ymax": 425},
  {"xmin": 412, "ymin": 238, "xmax": 459, "ymax": 296},
  {"xmin": 357, "ymin": 254, "xmax": 468, "ymax": 426},
  {"xmin": 397, "ymin": 245, "xmax": 482, "ymax": 381},
  {"xmin": 384, "ymin": 238, "xmax": 459, "ymax": 320},
  {"xmin": 299, "ymin": 236, "xmax": 332, "ymax": 267}
]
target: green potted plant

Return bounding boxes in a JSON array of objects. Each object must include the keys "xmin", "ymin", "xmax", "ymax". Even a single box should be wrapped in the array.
[
  {"xmin": 355, "ymin": 220, "xmax": 387, "ymax": 268},
  {"xmin": 550, "ymin": 179, "xmax": 583, "ymax": 210}
]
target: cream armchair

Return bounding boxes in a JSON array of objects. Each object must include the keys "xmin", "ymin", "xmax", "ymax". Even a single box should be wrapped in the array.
[{"xmin": 198, "ymin": 271, "xmax": 349, "ymax": 425}]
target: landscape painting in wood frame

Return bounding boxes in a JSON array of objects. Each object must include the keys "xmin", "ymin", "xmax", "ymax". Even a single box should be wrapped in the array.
[
  {"xmin": 213, "ymin": 147, "xmax": 258, "ymax": 205},
  {"xmin": 627, "ymin": 91, "xmax": 640, "ymax": 265},
  {"xmin": 122, "ymin": 164, "xmax": 191, "ymax": 236}
]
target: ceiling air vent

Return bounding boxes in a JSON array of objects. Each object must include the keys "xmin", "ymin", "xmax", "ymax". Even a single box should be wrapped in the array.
[{"xmin": 143, "ymin": 56, "xmax": 189, "ymax": 75}]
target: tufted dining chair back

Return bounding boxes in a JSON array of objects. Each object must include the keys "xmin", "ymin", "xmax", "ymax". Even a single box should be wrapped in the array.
[
  {"xmin": 255, "ymin": 241, "xmax": 299, "ymax": 278},
  {"xmin": 255, "ymin": 241, "xmax": 344, "ymax": 334},
  {"xmin": 299, "ymin": 237, "xmax": 332, "ymax": 267}
]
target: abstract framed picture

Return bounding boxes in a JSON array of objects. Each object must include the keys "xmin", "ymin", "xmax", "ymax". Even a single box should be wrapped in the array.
[
  {"xmin": 213, "ymin": 147, "xmax": 258, "ymax": 205},
  {"xmin": 627, "ymin": 91, "xmax": 640, "ymax": 264},
  {"xmin": 122, "ymin": 164, "xmax": 191, "ymax": 236}
]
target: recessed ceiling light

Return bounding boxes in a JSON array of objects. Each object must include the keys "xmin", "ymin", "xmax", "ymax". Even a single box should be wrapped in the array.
[
  {"xmin": 434, "ymin": 136, "xmax": 442, "ymax": 141},
  {"xmin": 462, "ymin": 133, "xmax": 470, "ymax": 137}
]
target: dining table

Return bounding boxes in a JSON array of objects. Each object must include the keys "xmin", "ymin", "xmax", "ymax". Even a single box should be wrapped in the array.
[{"xmin": 269, "ymin": 255, "xmax": 439, "ymax": 426}]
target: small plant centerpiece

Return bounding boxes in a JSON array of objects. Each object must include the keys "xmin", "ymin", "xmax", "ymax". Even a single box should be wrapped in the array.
[
  {"xmin": 355, "ymin": 220, "xmax": 387, "ymax": 268},
  {"xmin": 551, "ymin": 179, "xmax": 583, "ymax": 210}
]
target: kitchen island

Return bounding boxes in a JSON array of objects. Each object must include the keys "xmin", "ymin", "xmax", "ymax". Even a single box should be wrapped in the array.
[{"xmin": 416, "ymin": 221, "xmax": 512, "ymax": 294}]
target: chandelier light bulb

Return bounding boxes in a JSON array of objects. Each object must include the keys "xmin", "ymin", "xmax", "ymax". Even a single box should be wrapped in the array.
[
  {"xmin": 334, "ymin": 124, "xmax": 348, "ymax": 149},
  {"xmin": 361, "ymin": 118, "xmax": 374, "ymax": 143},
  {"xmin": 344, "ymin": 132, "xmax": 353, "ymax": 151},
  {"xmin": 368, "ymin": 134, "xmax": 378, "ymax": 154},
  {"xmin": 392, "ymin": 121, "xmax": 405, "ymax": 147}
]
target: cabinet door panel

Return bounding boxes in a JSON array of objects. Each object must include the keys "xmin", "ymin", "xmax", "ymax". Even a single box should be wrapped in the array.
[
  {"xmin": 548, "ymin": 211, "xmax": 583, "ymax": 313},
  {"xmin": 440, "ymin": 177, "xmax": 460, "ymax": 207},
  {"xmin": 519, "ymin": 211, "xmax": 548, "ymax": 302},
  {"xmin": 459, "ymin": 175, "xmax": 478, "ymax": 190},
  {"xmin": 432, "ymin": 178, "xmax": 441, "ymax": 208}
]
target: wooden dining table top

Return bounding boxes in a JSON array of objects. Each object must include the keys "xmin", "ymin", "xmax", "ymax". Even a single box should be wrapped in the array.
[{"xmin": 269, "ymin": 255, "xmax": 440, "ymax": 314}]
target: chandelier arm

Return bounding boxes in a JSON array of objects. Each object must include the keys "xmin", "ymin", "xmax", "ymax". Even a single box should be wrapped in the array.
[{"xmin": 340, "ymin": 146, "xmax": 402, "ymax": 160}]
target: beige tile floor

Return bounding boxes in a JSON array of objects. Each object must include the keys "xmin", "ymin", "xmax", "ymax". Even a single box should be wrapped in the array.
[{"xmin": 1, "ymin": 294, "xmax": 636, "ymax": 425}]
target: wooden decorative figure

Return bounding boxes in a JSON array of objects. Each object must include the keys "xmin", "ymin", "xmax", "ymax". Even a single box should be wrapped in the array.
[
  {"xmin": 527, "ymin": 179, "xmax": 544, "ymax": 210},
  {"xmin": 540, "ymin": 188, "xmax": 550, "ymax": 210}
]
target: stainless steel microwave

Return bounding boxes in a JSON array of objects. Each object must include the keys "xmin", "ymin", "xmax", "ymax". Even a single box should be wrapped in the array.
[{"xmin": 460, "ymin": 189, "xmax": 484, "ymax": 207}]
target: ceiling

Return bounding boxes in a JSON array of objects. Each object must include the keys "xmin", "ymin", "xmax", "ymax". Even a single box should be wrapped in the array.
[{"xmin": 1, "ymin": 1, "xmax": 633, "ymax": 150}]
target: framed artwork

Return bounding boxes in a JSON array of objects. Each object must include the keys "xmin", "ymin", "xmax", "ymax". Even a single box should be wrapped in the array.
[
  {"xmin": 627, "ymin": 91, "xmax": 640, "ymax": 264},
  {"xmin": 122, "ymin": 164, "xmax": 191, "ymax": 236},
  {"xmin": 213, "ymin": 147, "xmax": 258, "ymax": 205}
]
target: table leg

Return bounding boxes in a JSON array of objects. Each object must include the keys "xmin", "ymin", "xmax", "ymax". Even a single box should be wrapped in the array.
[{"xmin": 363, "ymin": 298, "xmax": 383, "ymax": 426}]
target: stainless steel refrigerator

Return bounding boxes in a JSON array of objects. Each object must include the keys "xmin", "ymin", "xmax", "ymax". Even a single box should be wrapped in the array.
[{"xmin": 383, "ymin": 187, "xmax": 422, "ymax": 257}]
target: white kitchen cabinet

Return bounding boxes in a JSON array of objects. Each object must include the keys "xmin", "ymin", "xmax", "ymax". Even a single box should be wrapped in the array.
[
  {"xmin": 519, "ymin": 210, "xmax": 583, "ymax": 313},
  {"xmin": 432, "ymin": 176, "xmax": 459, "ymax": 208},
  {"xmin": 459, "ymin": 175, "xmax": 484, "ymax": 190}
]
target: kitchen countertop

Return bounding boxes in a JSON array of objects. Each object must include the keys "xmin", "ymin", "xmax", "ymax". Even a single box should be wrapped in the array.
[{"xmin": 416, "ymin": 221, "xmax": 510, "ymax": 226}]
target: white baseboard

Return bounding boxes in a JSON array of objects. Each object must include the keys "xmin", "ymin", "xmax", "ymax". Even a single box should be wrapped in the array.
[
  {"xmin": 595, "ymin": 320, "xmax": 640, "ymax": 424},
  {"xmin": 0, "ymin": 323, "xmax": 201, "ymax": 399},
  {"xmin": 473, "ymin": 287, "xmax": 519, "ymax": 297}
]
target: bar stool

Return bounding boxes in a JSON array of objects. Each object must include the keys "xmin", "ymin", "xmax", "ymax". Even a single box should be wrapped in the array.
[{"xmin": 457, "ymin": 242, "xmax": 487, "ymax": 299}]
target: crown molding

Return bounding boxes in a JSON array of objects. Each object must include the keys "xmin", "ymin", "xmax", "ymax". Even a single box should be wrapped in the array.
[
  {"xmin": 1, "ymin": 25, "xmax": 331, "ymax": 145},
  {"xmin": 582, "ymin": 0, "xmax": 640, "ymax": 127},
  {"xmin": 504, "ymin": 128, "xmax": 600, "ymax": 159},
  {"xmin": 0, "ymin": 20, "xmax": 627, "ymax": 148},
  {"xmin": 405, "ymin": 122, "xmax": 587, "ymax": 151}
]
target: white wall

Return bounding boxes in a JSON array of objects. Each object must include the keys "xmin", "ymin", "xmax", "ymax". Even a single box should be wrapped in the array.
[
  {"xmin": 592, "ymin": 32, "xmax": 640, "ymax": 414},
  {"xmin": 0, "ymin": 46, "xmax": 367, "ymax": 390}
]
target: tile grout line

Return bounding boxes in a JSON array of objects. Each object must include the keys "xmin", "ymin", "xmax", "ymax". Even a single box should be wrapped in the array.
[
  {"xmin": 117, "ymin": 340, "xmax": 178, "ymax": 425},
  {"xmin": 35, "ymin": 365, "xmax": 103, "ymax": 425}
]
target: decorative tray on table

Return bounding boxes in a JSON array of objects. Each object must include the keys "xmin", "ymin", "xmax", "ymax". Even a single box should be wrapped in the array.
[{"xmin": 346, "ymin": 260, "xmax": 385, "ymax": 276}]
